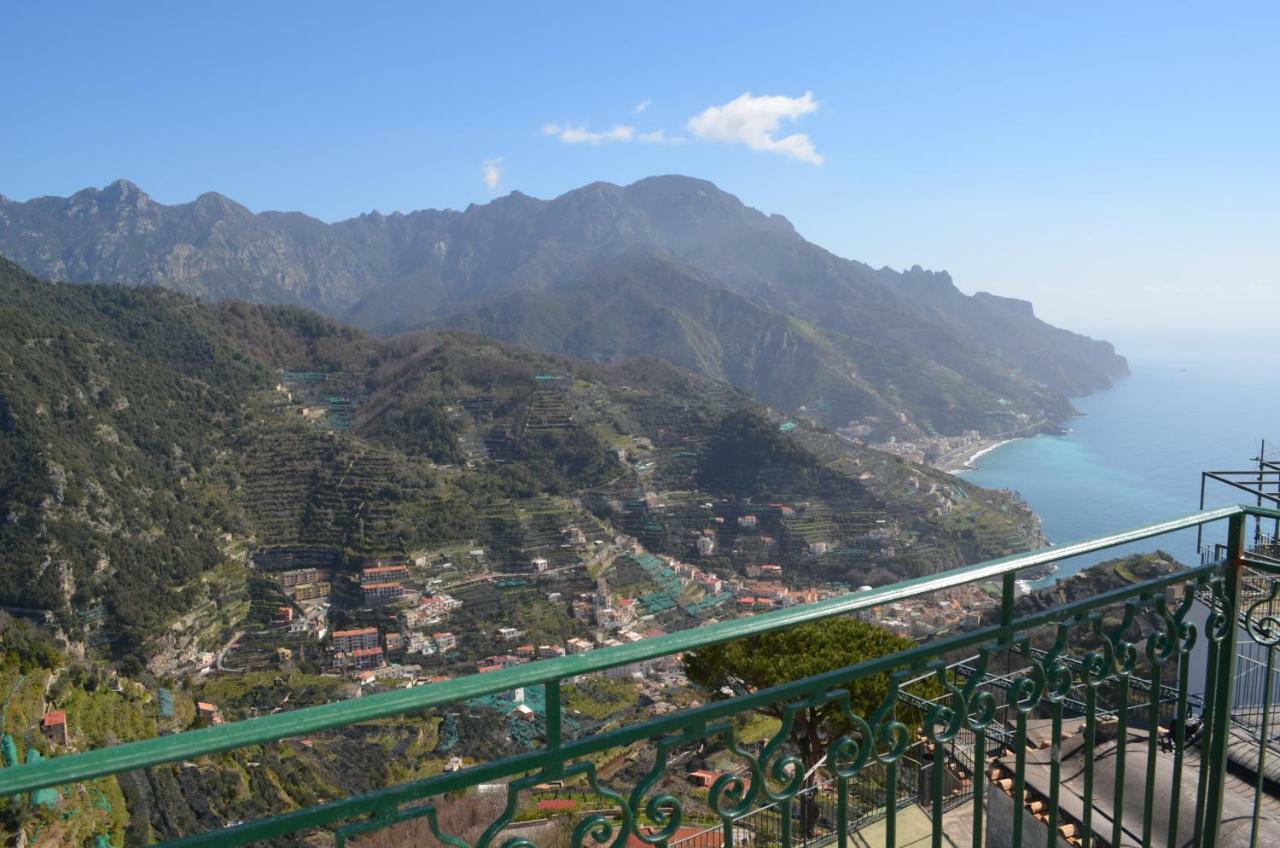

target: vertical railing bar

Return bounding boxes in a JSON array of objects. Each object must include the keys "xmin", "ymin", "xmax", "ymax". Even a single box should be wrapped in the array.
[
  {"xmin": 971, "ymin": 725, "xmax": 986, "ymax": 848},
  {"xmin": 1012, "ymin": 706, "xmax": 1027, "ymax": 848},
  {"xmin": 1193, "ymin": 604, "xmax": 1221, "ymax": 848},
  {"xmin": 931, "ymin": 730, "xmax": 945, "ymax": 848},
  {"xmin": 1249, "ymin": 642, "xmax": 1275, "ymax": 848},
  {"xmin": 836, "ymin": 775, "xmax": 848, "ymax": 848},
  {"xmin": 1083, "ymin": 682, "xmax": 1098, "ymax": 848},
  {"xmin": 1168, "ymin": 639, "xmax": 1191, "ymax": 847},
  {"xmin": 998, "ymin": 570, "xmax": 1016, "ymax": 848},
  {"xmin": 1111, "ymin": 670, "xmax": 1131, "ymax": 848},
  {"xmin": 1142, "ymin": 660, "xmax": 1161, "ymax": 848},
  {"xmin": 1199, "ymin": 474, "xmax": 1208, "ymax": 552},
  {"xmin": 886, "ymin": 759, "xmax": 897, "ymax": 848},
  {"xmin": 1048, "ymin": 697, "xmax": 1063, "ymax": 847},
  {"xmin": 1203, "ymin": 512, "xmax": 1247, "ymax": 848}
]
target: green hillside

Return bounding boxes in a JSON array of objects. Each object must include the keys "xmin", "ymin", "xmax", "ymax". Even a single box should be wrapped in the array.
[{"xmin": 1, "ymin": 257, "xmax": 1042, "ymax": 669}]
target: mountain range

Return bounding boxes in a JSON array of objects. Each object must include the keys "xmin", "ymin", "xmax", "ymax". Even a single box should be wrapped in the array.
[{"xmin": 0, "ymin": 176, "xmax": 1127, "ymax": 437}]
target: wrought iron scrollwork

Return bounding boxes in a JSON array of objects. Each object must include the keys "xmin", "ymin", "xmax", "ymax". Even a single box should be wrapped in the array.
[
  {"xmin": 1245, "ymin": 578, "xmax": 1280, "ymax": 646},
  {"xmin": 1208, "ymin": 575, "xmax": 1235, "ymax": 644},
  {"xmin": 923, "ymin": 661, "xmax": 964, "ymax": 746},
  {"xmin": 963, "ymin": 647, "xmax": 999, "ymax": 732},
  {"xmin": 572, "ymin": 761, "xmax": 636, "ymax": 848},
  {"xmin": 868, "ymin": 671, "xmax": 913, "ymax": 765},
  {"xmin": 1041, "ymin": 621, "xmax": 1075, "ymax": 704},
  {"xmin": 628, "ymin": 732, "xmax": 690, "ymax": 846}
]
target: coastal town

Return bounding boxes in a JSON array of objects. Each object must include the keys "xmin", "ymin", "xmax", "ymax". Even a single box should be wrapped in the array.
[{"xmin": 841, "ymin": 411, "xmax": 1054, "ymax": 473}]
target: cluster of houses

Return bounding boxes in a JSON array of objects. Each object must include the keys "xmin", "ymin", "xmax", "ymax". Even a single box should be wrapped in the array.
[
  {"xmin": 359, "ymin": 562, "xmax": 410, "ymax": 606},
  {"xmin": 402, "ymin": 593, "xmax": 462, "ymax": 630},
  {"xmin": 571, "ymin": 582, "xmax": 637, "ymax": 631},
  {"xmin": 872, "ymin": 584, "xmax": 992, "ymax": 638},
  {"xmin": 329, "ymin": 625, "xmax": 459, "ymax": 672},
  {"xmin": 273, "ymin": 559, "xmax": 420, "ymax": 615},
  {"xmin": 331, "ymin": 627, "xmax": 385, "ymax": 670},
  {"xmin": 567, "ymin": 552, "xmax": 839, "ymax": 626},
  {"xmin": 865, "ymin": 428, "xmax": 994, "ymax": 468},
  {"xmin": 278, "ymin": 566, "xmax": 332, "ymax": 604},
  {"xmin": 475, "ymin": 626, "xmax": 678, "ymax": 684},
  {"xmin": 260, "ymin": 516, "xmax": 897, "ymax": 689},
  {"xmin": 258, "ymin": 550, "xmax": 474, "ymax": 678},
  {"xmin": 670, "ymin": 559, "xmax": 727, "ymax": 595}
]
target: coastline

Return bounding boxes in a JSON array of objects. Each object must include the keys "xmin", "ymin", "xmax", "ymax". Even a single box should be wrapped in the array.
[
  {"xmin": 937, "ymin": 437, "xmax": 1022, "ymax": 474},
  {"xmin": 962, "ymin": 438, "xmax": 1019, "ymax": 469}
]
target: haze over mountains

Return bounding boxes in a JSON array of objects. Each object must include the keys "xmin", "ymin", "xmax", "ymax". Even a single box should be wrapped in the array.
[{"xmin": 0, "ymin": 175, "xmax": 1127, "ymax": 437}]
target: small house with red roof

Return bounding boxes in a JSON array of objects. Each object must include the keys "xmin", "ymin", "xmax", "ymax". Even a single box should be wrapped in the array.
[
  {"xmin": 42, "ymin": 711, "xmax": 67, "ymax": 746},
  {"xmin": 197, "ymin": 702, "xmax": 223, "ymax": 725},
  {"xmin": 687, "ymin": 769, "xmax": 719, "ymax": 788}
]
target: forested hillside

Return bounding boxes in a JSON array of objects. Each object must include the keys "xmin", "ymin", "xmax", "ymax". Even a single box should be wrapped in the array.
[
  {"xmin": 0, "ymin": 258, "xmax": 264, "ymax": 664},
  {"xmin": 0, "ymin": 257, "xmax": 1043, "ymax": 668}
]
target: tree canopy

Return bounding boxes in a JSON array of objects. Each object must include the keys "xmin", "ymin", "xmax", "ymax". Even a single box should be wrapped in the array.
[{"xmin": 684, "ymin": 618, "xmax": 921, "ymax": 775}]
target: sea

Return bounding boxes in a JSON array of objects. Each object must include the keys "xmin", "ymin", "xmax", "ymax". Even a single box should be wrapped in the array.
[{"xmin": 959, "ymin": 348, "xmax": 1280, "ymax": 588}]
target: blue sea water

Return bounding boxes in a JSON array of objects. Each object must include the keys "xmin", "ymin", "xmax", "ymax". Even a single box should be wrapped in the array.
[{"xmin": 960, "ymin": 353, "xmax": 1280, "ymax": 585}]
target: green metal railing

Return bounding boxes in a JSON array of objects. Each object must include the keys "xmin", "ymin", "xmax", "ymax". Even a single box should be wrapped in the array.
[{"xmin": 5, "ymin": 504, "xmax": 1280, "ymax": 847}]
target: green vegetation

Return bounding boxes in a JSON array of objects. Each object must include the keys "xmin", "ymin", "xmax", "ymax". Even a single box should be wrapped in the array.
[
  {"xmin": 563, "ymin": 677, "xmax": 639, "ymax": 720},
  {"xmin": 195, "ymin": 672, "xmax": 353, "ymax": 721},
  {"xmin": 685, "ymin": 618, "xmax": 933, "ymax": 837},
  {"xmin": 0, "ymin": 617, "xmax": 63, "ymax": 672},
  {"xmin": 0, "ymin": 259, "xmax": 262, "ymax": 663},
  {"xmin": 685, "ymin": 619, "xmax": 921, "ymax": 775},
  {"xmin": 0, "ymin": 255, "xmax": 1044, "ymax": 676}
]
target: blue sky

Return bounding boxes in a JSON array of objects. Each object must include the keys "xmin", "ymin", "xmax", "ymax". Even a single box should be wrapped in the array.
[{"xmin": 2, "ymin": 2, "xmax": 1276, "ymax": 349}]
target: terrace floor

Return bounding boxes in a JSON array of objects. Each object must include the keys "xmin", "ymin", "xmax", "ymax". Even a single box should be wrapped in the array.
[
  {"xmin": 1003, "ymin": 729, "xmax": 1280, "ymax": 847},
  {"xmin": 846, "ymin": 801, "xmax": 972, "ymax": 848}
]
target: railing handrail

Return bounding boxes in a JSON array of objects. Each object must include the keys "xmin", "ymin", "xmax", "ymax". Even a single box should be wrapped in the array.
[{"xmin": 0, "ymin": 503, "xmax": 1267, "ymax": 798}]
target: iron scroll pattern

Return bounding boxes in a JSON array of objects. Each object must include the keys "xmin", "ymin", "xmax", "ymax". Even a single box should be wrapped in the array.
[
  {"xmin": 158, "ymin": 569, "xmax": 1225, "ymax": 848},
  {"xmin": 1244, "ymin": 575, "xmax": 1280, "ymax": 648},
  {"xmin": 333, "ymin": 678, "xmax": 922, "ymax": 848}
]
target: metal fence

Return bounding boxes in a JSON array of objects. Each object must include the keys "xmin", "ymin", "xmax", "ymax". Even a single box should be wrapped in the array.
[{"xmin": 3, "ymin": 505, "xmax": 1280, "ymax": 848}]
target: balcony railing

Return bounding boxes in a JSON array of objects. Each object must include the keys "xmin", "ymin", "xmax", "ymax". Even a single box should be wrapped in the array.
[{"xmin": 4, "ymin": 505, "xmax": 1280, "ymax": 847}]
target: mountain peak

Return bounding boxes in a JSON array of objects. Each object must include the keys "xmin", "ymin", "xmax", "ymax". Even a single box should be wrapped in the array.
[
  {"xmin": 628, "ymin": 174, "xmax": 721, "ymax": 192},
  {"xmin": 192, "ymin": 191, "xmax": 250, "ymax": 218},
  {"xmin": 107, "ymin": 177, "xmax": 142, "ymax": 193},
  {"xmin": 102, "ymin": 178, "xmax": 150, "ymax": 205}
]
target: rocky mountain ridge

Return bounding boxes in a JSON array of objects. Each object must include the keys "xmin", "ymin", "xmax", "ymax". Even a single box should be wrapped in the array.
[{"xmin": 0, "ymin": 176, "xmax": 1128, "ymax": 436}]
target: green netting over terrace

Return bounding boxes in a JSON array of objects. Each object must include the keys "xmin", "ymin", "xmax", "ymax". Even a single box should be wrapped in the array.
[
  {"xmin": 682, "ymin": 593, "xmax": 732, "ymax": 615},
  {"xmin": 465, "ymin": 684, "xmax": 593, "ymax": 745}
]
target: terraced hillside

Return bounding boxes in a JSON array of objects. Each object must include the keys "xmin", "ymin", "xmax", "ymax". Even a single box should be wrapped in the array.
[
  {"xmin": 1, "ymin": 258, "xmax": 1043, "ymax": 672},
  {"xmin": 213, "ymin": 311, "xmax": 1045, "ymax": 603},
  {"xmin": 0, "ymin": 260, "xmax": 1059, "ymax": 847}
]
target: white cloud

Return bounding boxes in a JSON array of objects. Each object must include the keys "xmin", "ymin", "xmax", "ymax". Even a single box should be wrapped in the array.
[
  {"xmin": 634, "ymin": 99, "xmax": 652, "ymax": 113},
  {"xmin": 687, "ymin": 92, "xmax": 824, "ymax": 165},
  {"xmin": 638, "ymin": 129, "xmax": 683, "ymax": 145},
  {"xmin": 541, "ymin": 123, "xmax": 636, "ymax": 144},
  {"xmin": 481, "ymin": 157, "xmax": 503, "ymax": 192},
  {"xmin": 540, "ymin": 122, "xmax": 683, "ymax": 146}
]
